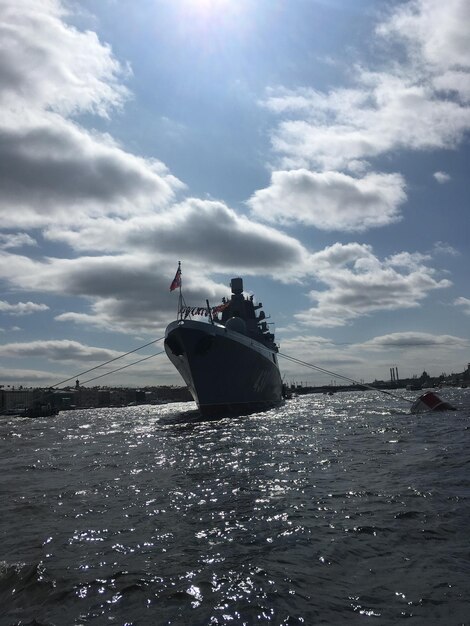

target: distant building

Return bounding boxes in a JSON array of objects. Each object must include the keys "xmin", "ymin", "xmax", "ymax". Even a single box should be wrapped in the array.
[{"xmin": 0, "ymin": 388, "xmax": 33, "ymax": 413}]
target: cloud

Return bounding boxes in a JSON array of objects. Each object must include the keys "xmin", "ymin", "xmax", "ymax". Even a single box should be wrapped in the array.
[
  {"xmin": 0, "ymin": 217, "xmax": 310, "ymax": 332},
  {"xmin": 43, "ymin": 198, "xmax": 310, "ymax": 274},
  {"xmin": 257, "ymin": 0, "xmax": 470, "ymax": 232},
  {"xmin": 0, "ymin": 0, "xmax": 129, "ymax": 116},
  {"xmin": 378, "ymin": 0, "xmax": 470, "ymax": 100},
  {"xmin": 0, "ymin": 339, "xmax": 119, "ymax": 361},
  {"xmin": 0, "ymin": 112, "xmax": 183, "ymax": 228},
  {"xmin": 0, "ymin": 367, "xmax": 58, "ymax": 384},
  {"xmin": 294, "ymin": 243, "xmax": 451, "ymax": 327},
  {"xmin": 264, "ymin": 71, "xmax": 470, "ymax": 172},
  {"xmin": 276, "ymin": 334, "xmax": 365, "ymax": 384},
  {"xmin": 123, "ymin": 199, "xmax": 308, "ymax": 272},
  {"xmin": 248, "ymin": 169, "xmax": 406, "ymax": 230},
  {"xmin": 432, "ymin": 241, "xmax": 459, "ymax": 256},
  {"xmin": 0, "ymin": 0, "xmax": 465, "ymax": 366},
  {"xmin": 0, "ymin": 300, "xmax": 49, "ymax": 315},
  {"xmin": 0, "ymin": 0, "xmax": 321, "ymax": 339},
  {"xmin": 433, "ymin": 171, "xmax": 451, "ymax": 184},
  {"xmin": 0, "ymin": 0, "xmax": 183, "ymax": 229},
  {"xmin": 359, "ymin": 331, "xmax": 467, "ymax": 349},
  {"xmin": 277, "ymin": 329, "xmax": 469, "ymax": 384},
  {"xmin": 455, "ymin": 297, "xmax": 470, "ymax": 315},
  {"xmin": 0, "ymin": 0, "xmax": 307, "ymax": 285},
  {"xmin": 433, "ymin": 71, "xmax": 470, "ymax": 103},
  {"xmin": 0, "ymin": 233, "xmax": 37, "ymax": 249},
  {"xmin": 0, "ymin": 251, "xmax": 183, "ymax": 332},
  {"xmin": 0, "ymin": 250, "xmax": 247, "ymax": 333}
]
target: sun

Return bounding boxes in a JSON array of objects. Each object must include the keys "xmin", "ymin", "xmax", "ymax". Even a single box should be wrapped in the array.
[
  {"xmin": 183, "ymin": 0, "xmax": 231, "ymax": 12},
  {"xmin": 175, "ymin": 0, "xmax": 248, "ymax": 40},
  {"xmin": 182, "ymin": 0, "xmax": 247, "ymax": 20},
  {"xmin": 192, "ymin": 0, "xmax": 229, "ymax": 6}
]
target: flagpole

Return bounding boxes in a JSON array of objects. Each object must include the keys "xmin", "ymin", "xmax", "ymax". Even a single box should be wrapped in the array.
[{"xmin": 177, "ymin": 261, "xmax": 182, "ymax": 320}]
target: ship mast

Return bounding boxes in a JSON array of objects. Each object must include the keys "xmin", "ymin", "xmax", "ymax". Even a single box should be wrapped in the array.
[{"xmin": 177, "ymin": 261, "xmax": 183, "ymax": 320}]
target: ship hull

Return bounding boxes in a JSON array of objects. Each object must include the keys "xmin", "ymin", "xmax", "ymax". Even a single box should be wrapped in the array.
[{"xmin": 164, "ymin": 320, "xmax": 283, "ymax": 417}]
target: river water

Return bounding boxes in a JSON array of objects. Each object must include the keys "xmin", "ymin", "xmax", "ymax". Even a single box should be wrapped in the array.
[{"xmin": 0, "ymin": 389, "xmax": 469, "ymax": 625}]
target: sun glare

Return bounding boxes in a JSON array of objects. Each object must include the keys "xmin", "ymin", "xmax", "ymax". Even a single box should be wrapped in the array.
[
  {"xmin": 175, "ymin": 0, "xmax": 250, "ymax": 44},
  {"xmin": 188, "ymin": 0, "xmax": 230, "ymax": 9},
  {"xmin": 181, "ymin": 0, "xmax": 248, "ymax": 20}
]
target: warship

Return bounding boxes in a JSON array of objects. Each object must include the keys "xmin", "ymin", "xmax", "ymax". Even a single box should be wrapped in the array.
[{"xmin": 164, "ymin": 275, "xmax": 283, "ymax": 417}]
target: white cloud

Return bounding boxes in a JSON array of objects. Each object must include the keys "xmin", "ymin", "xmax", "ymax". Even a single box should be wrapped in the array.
[
  {"xmin": 264, "ymin": 71, "xmax": 470, "ymax": 172},
  {"xmin": 30, "ymin": 196, "xmax": 314, "ymax": 333},
  {"xmin": 455, "ymin": 297, "xmax": 470, "ymax": 315},
  {"xmin": 258, "ymin": 0, "xmax": 470, "ymax": 233},
  {"xmin": 0, "ymin": 367, "xmax": 58, "ymax": 384},
  {"xmin": 0, "ymin": 0, "xmax": 129, "ymax": 116},
  {"xmin": 276, "ymin": 328, "xmax": 469, "ymax": 384},
  {"xmin": 0, "ymin": 339, "xmax": 120, "ymax": 361},
  {"xmin": 277, "ymin": 335, "xmax": 365, "ymax": 384},
  {"xmin": 0, "ymin": 111, "xmax": 183, "ymax": 228},
  {"xmin": 0, "ymin": 215, "xmax": 311, "ymax": 332},
  {"xmin": 431, "ymin": 241, "xmax": 459, "ymax": 257},
  {"xmin": 248, "ymin": 169, "xmax": 406, "ymax": 231},
  {"xmin": 294, "ymin": 243, "xmax": 451, "ymax": 327},
  {"xmin": 378, "ymin": 0, "xmax": 470, "ymax": 78},
  {"xmin": 0, "ymin": 250, "xmax": 183, "ymax": 333},
  {"xmin": 0, "ymin": 0, "xmax": 465, "ymax": 372},
  {"xmin": 0, "ymin": 233, "xmax": 37, "ymax": 249},
  {"xmin": 433, "ymin": 71, "xmax": 470, "ymax": 103},
  {"xmin": 433, "ymin": 171, "xmax": 451, "ymax": 184},
  {"xmin": 0, "ymin": 0, "xmax": 183, "ymax": 229},
  {"xmin": 0, "ymin": 300, "xmax": 49, "ymax": 315},
  {"xmin": 359, "ymin": 331, "xmax": 467, "ymax": 350},
  {"xmin": 43, "ymin": 198, "xmax": 310, "ymax": 275}
]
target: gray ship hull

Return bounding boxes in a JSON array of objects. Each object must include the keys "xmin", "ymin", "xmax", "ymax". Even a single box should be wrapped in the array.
[{"xmin": 164, "ymin": 320, "xmax": 283, "ymax": 417}]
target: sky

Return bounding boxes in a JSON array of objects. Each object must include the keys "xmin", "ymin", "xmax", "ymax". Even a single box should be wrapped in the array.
[{"xmin": 0, "ymin": 0, "xmax": 469, "ymax": 389}]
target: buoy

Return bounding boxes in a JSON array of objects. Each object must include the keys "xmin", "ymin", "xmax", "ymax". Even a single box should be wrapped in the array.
[{"xmin": 411, "ymin": 391, "xmax": 456, "ymax": 413}]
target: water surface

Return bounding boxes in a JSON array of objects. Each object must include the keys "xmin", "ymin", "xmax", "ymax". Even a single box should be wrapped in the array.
[{"xmin": 1, "ymin": 389, "xmax": 469, "ymax": 624}]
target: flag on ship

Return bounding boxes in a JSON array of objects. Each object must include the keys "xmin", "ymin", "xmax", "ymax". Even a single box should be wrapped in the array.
[
  {"xmin": 212, "ymin": 302, "xmax": 230, "ymax": 313},
  {"xmin": 170, "ymin": 264, "xmax": 181, "ymax": 291}
]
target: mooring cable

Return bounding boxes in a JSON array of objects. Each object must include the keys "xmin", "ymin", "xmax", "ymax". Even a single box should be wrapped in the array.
[
  {"xmin": 278, "ymin": 351, "xmax": 415, "ymax": 404},
  {"xmin": 51, "ymin": 335, "xmax": 166, "ymax": 388}
]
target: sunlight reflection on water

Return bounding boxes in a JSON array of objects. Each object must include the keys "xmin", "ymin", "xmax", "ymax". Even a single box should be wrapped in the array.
[{"xmin": 0, "ymin": 389, "xmax": 469, "ymax": 624}]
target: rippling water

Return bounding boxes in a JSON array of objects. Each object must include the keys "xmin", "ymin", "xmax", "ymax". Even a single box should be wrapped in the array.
[{"xmin": 1, "ymin": 389, "xmax": 469, "ymax": 625}]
